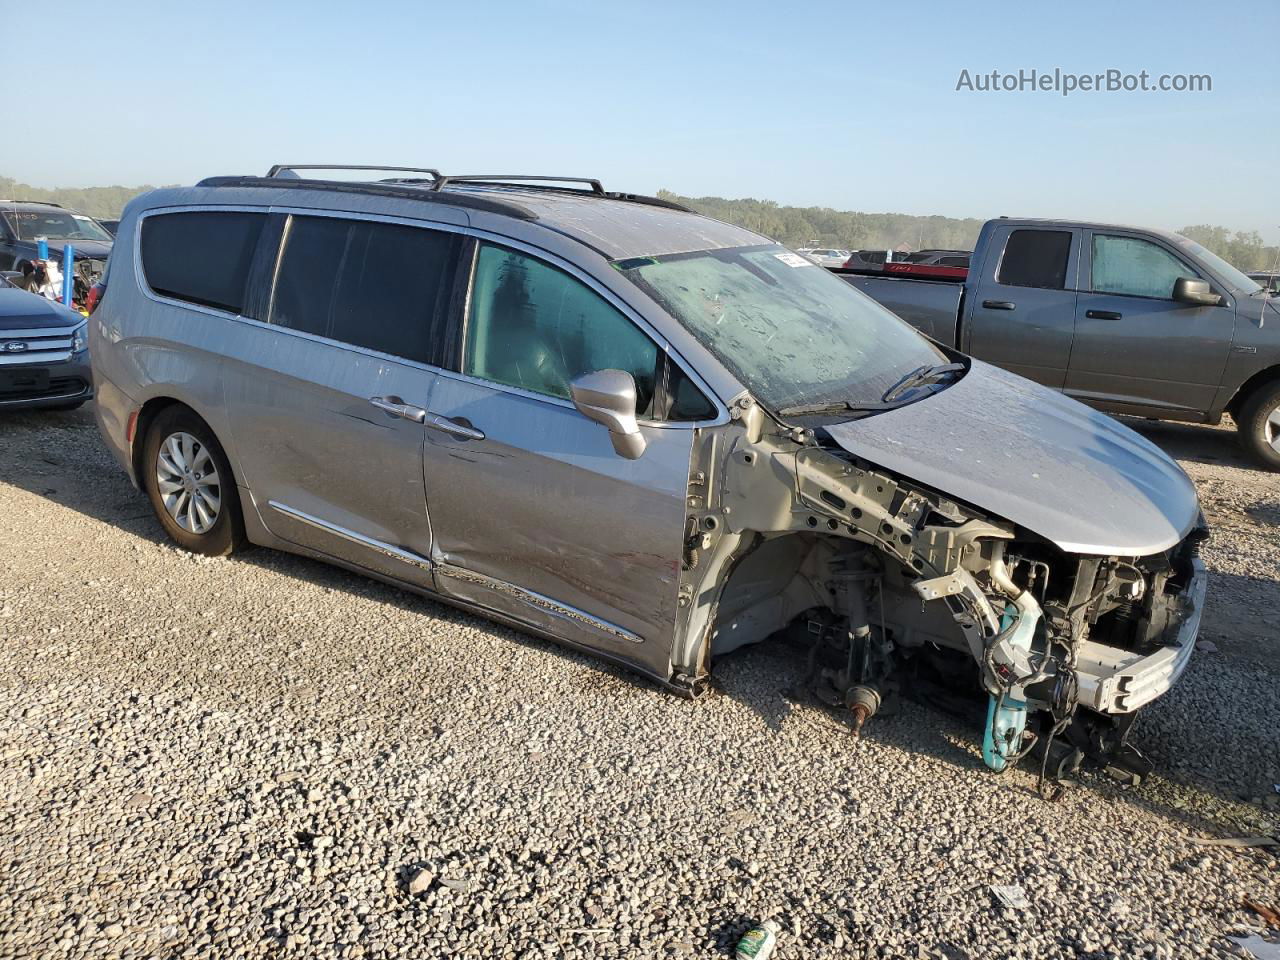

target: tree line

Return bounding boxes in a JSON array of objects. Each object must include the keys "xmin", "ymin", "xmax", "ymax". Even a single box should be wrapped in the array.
[
  {"xmin": 4, "ymin": 175, "xmax": 1275, "ymax": 273},
  {"xmin": 661, "ymin": 191, "xmax": 1280, "ymax": 273},
  {"xmin": 1, "ymin": 176, "xmax": 170, "ymax": 221}
]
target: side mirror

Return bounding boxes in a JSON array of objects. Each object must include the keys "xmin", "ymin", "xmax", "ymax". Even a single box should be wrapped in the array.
[
  {"xmin": 1172, "ymin": 277, "xmax": 1222, "ymax": 307},
  {"xmin": 570, "ymin": 369, "xmax": 647, "ymax": 460}
]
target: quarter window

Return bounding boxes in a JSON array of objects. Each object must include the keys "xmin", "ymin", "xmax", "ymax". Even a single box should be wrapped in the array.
[
  {"xmin": 1091, "ymin": 234, "xmax": 1199, "ymax": 299},
  {"xmin": 141, "ymin": 211, "xmax": 266, "ymax": 313},
  {"xmin": 463, "ymin": 244, "xmax": 668, "ymax": 418},
  {"xmin": 997, "ymin": 230, "xmax": 1072, "ymax": 290},
  {"xmin": 269, "ymin": 215, "xmax": 457, "ymax": 364}
]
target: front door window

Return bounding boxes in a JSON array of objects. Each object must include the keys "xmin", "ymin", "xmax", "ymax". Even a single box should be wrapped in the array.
[
  {"xmin": 463, "ymin": 243, "xmax": 662, "ymax": 414},
  {"xmin": 1091, "ymin": 235, "xmax": 1198, "ymax": 300}
]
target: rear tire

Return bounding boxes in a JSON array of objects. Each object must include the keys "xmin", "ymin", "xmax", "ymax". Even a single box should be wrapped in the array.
[
  {"xmin": 1237, "ymin": 381, "xmax": 1280, "ymax": 470},
  {"xmin": 143, "ymin": 406, "xmax": 246, "ymax": 555}
]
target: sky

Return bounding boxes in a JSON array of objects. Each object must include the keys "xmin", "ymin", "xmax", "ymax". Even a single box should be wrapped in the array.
[{"xmin": 6, "ymin": 0, "xmax": 1278, "ymax": 241}]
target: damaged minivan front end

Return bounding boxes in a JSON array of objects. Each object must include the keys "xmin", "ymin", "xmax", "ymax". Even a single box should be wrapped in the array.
[
  {"xmin": 613, "ymin": 244, "xmax": 1208, "ymax": 785},
  {"xmin": 666, "ymin": 364, "xmax": 1207, "ymax": 786}
]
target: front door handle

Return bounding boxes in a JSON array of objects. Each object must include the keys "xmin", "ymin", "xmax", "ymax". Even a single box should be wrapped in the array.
[
  {"xmin": 1086, "ymin": 309, "xmax": 1123, "ymax": 320},
  {"xmin": 982, "ymin": 300, "xmax": 1016, "ymax": 310},
  {"xmin": 369, "ymin": 396, "xmax": 427, "ymax": 423},
  {"xmin": 424, "ymin": 412, "xmax": 485, "ymax": 441}
]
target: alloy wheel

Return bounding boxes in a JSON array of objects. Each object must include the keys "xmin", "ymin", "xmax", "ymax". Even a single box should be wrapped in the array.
[
  {"xmin": 155, "ymin": 431, "xmax": 221, "ymax": 534},
  {"xmin": 1267, "ymin": 404, "xmax": 1280, "ymax": 454}
]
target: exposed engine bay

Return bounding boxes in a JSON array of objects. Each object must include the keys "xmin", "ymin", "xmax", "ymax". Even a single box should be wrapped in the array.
[{"xmin": 673, "ymin": 398, "xmax": 1208, "ymax": 793}]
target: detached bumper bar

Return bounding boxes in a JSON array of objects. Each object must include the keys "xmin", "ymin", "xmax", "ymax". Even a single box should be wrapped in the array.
[{"xmin": 1073, "ymin": 554, "xmax": 1208, "ymax": 714}]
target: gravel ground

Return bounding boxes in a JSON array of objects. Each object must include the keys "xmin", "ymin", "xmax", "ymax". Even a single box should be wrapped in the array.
[{"xmin": 0, "ymin": 406, "xmax": 1277, "ymax": 960}]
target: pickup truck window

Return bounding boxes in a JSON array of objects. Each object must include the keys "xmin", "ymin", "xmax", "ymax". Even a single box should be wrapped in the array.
[
  {"xmin": 997, "ymin": 230, "xmax": 1071, "ymax": 290},
  {"xmin": 1091, "ymin": 234, "xmax": 1199, "ymax": 300},
  {"xmin": 618, "ymin": 244, "xmax": 944, "ymax": 412}
]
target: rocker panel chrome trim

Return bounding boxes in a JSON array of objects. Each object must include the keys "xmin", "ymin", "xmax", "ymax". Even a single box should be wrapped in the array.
[
  {"xmin": 435, "ymin": 562, "xmax": 644, "ymax": 644},
  {"xmin": 266, "ymin": 500, "xmax": 433, "ymax": 571}
]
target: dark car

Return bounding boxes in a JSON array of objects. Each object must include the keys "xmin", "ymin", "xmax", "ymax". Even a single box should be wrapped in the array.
[
  {"xmin": 0, "ymin": 285, "xmax": 92, "ymax": 410},
  {"xmin": 0, "ymin": 201, "xmax": 113, "ymax": 306},
  {"xmin": 903, "ymin": 249, "xmax": 971, "ymax": 268},
  {"xmin": 1249, "ymin": 272, "xmax": 1279, "ymax": 295},
  {"xmin": 841, "ymin": 249, "xmax": 896, "ymax": 271},
  {"xmin": 99, "ymin": 219, "xmax": 121, "ymax": 236}
]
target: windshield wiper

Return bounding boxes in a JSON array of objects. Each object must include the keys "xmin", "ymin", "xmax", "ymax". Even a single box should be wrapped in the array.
[
  {"xmin": 881, "ymin": 362, "xmax": 965, "ymax": 403},
  {"xmin": 777, "ymin": 400, "xmax": 859, "ymax": 417},
  {"xmin": 776, "ymin": 399, "xmax": 898, "ymax": 418},
  {"xmin": 778, "ymin": 362, "xmax": 967, "ymax": 419}
]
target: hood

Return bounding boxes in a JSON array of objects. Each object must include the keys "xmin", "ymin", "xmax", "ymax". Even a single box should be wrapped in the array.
[
  {"xmin": 1241, "ymin": 294, "xmax": 1280, "ymax": 325},
  {"xmin": 0, "ymin": 288, "xmax": 85, "ymax": 330},
  {"xmin": 822, "ymin": 361, "xmax": 1200, "ymax": 556}
]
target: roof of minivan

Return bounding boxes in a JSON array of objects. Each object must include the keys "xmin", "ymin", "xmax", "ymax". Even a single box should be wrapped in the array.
[
  {"xmin": 159, "ymin": 179, "xmax": 770, "ymax": 261},
  {"xmin": 452, "ymin": 185, "xmax": 769, "ymax": 259}
]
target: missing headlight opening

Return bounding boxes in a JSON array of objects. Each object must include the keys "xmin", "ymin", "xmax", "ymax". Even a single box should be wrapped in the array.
[{"xmin": 680, "ymin": 399, "xmax": 1207, "ymax": 795}]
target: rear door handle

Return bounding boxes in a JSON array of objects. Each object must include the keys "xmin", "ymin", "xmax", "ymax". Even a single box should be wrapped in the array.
[
  {"xmin": 1086, "ymin": 309, "xmax": 1123, "ymax": 320},
  {"xmin": 424, "ymin": 412, "xmax": 485, "ymax": 441},
  {"xmin": 982, "ymin": 300, "xmax": 1016, "ymax": 310},
  {"xmin": 369, "ymin": 396, "xmax": 427, "ymax": 423}
]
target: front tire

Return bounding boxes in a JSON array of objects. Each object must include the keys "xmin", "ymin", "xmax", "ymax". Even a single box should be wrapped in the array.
[
  {"xmin": 1237, "ymin": 381, "xmax": 1280, "ymax": 470},
  {"xmin": 143, "ymin": 406, "xmax": 246, "ymax": 555}
]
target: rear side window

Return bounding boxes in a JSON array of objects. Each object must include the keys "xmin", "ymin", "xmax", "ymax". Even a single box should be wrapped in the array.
[
  {"xmin": 140, "ymin": 211, "xmax": 265, "ymax": 313},
  {"xmin": 269, "ymin": 215, "xmax": 457, "ymax": 364},
  {"xmin": 997, "ymin": 230, "xmax": 1072, "ymax": 290}
]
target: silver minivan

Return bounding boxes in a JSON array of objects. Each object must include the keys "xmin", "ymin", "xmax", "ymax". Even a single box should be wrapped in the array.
[{"xmin": 91, "ymin": 167, "xmax": 1207, "ymax": 782}]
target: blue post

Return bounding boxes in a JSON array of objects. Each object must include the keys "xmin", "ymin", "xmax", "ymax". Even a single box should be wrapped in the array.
[
  {"xmin": 62, "ymin": 244, "xmax": 75, "ymax": 306},
  {"xmin": 36, "ymin": 237, "xmax": 49, "ymax": 261}
]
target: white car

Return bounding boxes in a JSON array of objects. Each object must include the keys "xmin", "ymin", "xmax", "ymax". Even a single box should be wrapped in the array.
[{"xmin": 797, "ymin": 248, "xmax": 850, "ymax": 268}]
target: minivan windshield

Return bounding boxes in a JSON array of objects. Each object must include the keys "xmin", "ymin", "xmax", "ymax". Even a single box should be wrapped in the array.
[
  {"xmin": 3, "ymin": 210, "xmax": 114, "ymax": 243},
  {"xmin": 617, "ymin": 244, "xmax": 947, "ymax": 412}
]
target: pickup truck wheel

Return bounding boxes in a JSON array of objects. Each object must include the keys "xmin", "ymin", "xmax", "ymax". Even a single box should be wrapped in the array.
[
  {"xmin": 1237, "ymin": 381, "xmax": 1280, "ymax": 470},
  {"xmin": 143, "ymin": 407, "xmax": 246, "ymax": 555}
]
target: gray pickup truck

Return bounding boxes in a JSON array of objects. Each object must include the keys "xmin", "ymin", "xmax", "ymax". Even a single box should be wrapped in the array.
[{"xmin": 842, "ymin": 218, "xmax": 1280, "ymax": 467}]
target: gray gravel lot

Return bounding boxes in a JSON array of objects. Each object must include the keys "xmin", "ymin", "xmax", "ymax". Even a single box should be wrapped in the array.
[{"xmin": 1, "ymin": 407, "xmax": 1277, "ymax": 959}]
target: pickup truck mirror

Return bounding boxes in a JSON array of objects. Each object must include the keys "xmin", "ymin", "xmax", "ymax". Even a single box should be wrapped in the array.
[
  {"xmin": 1172, "ymin": 277, "xmax": 1223, "ymax": 307},
  {"xmin": 570, "ymin": 369, "xmax": 647, "ymax": 460}
]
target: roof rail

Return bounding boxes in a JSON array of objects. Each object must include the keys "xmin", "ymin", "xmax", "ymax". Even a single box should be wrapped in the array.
[
  {"xmin": 242, "ymin": 166, "xmax": 694, "ymax": 214},
  {"xmin": 266, "ymin": 164, "xmax": 442, "ymax": 180},
  {"xmin": 2, "ymin": 199, "xmax": 64, "ymax": 208},
  {"xmin": 433, "ymin": 176, "xmax": 693, "ymax": 212},
  {"xmin": 195, "ymin": 176, "xmax": 537, "ymax": 221},
  {"xmin": 432, "ymin": 174, "xmax": 604, "ymax": 195}
]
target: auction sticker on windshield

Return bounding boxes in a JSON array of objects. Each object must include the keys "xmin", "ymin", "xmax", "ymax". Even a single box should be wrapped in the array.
[{"xmin": 774, "ymin": 252, "xmax": 814, "ymax": 268}]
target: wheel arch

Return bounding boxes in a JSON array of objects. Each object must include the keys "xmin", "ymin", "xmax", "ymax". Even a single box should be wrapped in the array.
[
  {"xmin": 131, "ymin": 397, "xmax": 241, "ymax": 493},
  {"xmin": 1225, "ymin": 365, "xmax": 1280, "ymax": 421},
  {"xmin": 131, "ymin": 396, "xmax": 185, "ymax": 484}
]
